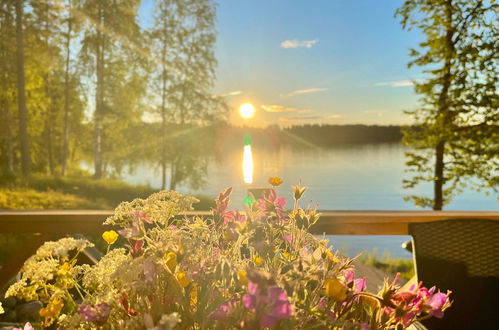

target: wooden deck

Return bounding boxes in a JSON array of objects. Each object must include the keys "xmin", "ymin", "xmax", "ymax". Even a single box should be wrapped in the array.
[{"xmin": 1, "ymin": 210, "xmax": 498, "ymax": 288}]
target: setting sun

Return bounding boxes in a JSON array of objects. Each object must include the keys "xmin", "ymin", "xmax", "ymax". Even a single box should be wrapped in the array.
[{"xmin": 239, "ymin": 103, "xmax": 255, "ymax": 119}]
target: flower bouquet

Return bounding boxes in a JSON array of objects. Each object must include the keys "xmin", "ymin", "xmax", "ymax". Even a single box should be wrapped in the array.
[{"xmin": 3, "ymin": 181, "xmax": 451, "ymax": 329}]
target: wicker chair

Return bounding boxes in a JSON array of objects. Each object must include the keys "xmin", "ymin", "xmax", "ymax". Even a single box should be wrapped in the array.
[{"xmin": 409, "ymin": 219, "xmax": 499, "ymax": 330}]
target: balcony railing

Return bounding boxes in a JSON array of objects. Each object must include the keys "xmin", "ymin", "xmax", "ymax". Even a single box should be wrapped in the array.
[{"xmin": 1, "ymin": 210, "xmax": 498, "ymax": 287}]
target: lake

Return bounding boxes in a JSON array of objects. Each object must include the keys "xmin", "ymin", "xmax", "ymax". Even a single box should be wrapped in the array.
[{"xmin": 111, "ymin": 142, "xmax": 498, "ymax": 259}]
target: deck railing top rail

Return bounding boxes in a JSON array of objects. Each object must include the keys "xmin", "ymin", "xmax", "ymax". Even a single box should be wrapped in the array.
[{"xmin": 1, "ymin": 210, "xmax": 498, "ymax": 235}]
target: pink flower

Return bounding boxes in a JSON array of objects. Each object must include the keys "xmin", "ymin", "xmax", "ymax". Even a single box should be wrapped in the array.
[
  {"xmin": 131, "ymin": 210, "xmax": 152, "ymax": 224},
  {"xmin": 13, "ymin": 323, "xmax": 34, "ymax": 330},
  {"xmin": 425, "ymin": 292, "xmax": 449, "ymax": 318},
  {"xmin": 78, "ymin": 303, "xmax": 111, "ymax": 325},
  {"xmin": 214, "ymin": 187, "xmax": 232, "ymax": 215},
  {"xmin": 210, "ymin": 300, "xmax": 237, "ymax": 321},
  {"xmin": 242, "ymin": 282, "xmax": 292, "ymax": 328},
  {"xmin": 224, "ymin": 210, "xmax": 246, "ymax": 225}
]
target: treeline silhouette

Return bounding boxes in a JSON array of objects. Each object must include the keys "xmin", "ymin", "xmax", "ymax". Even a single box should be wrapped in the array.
[
  {"xmin": 208, "ymin": 123, "xmax": 403, "ymax": 155},
  {"xmin": 281, "ymin": 124, "xmax": 403, "ymax": 146}
]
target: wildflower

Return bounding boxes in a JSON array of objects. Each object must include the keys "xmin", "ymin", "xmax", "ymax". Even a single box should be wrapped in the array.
[
  {"xmin": 39, "ymin": 299, "xmax": 64, "ymax": 326},
  {"xmin": 253, "ymin": 255, "xmax": 263, "ymax": 266},
  {"xmin": 131, "ymin": 210, "xmax": 152, "ymax": 224},
  {"xmin": 243, "ymin": 282, "xmax": 293, "ymax": 328},
  {"xmin": 425, "ymin": 291, "xmax": 450, "ymax": 318},
  {"xmin": 143, "ymin": 260, "xmax": 157, "ymax": 283},
  {"xmin": 12, "ymin": 323, "xmax": 34, "ymax": 330},
  {"xmin": 326, "ymin": 251, "xmax": 340, "ymax": 263},
  {"xmin": 164, "ymin": 252, "xmax": 177, "ymax": 272},
  {"xmin": 292, "ymin": 185, "xmax": 307, "ymax": 201},
  {"xmin": 177, "ymin": 271, "xmax": 190, "ymax": 287},
  {"xmin": 325, "ymin": 278, "xmax": 348, "ymax": 302},
  {"xmin": 268, "ymin": 177, "xmax": 283, "ymax": 187},
  {"xmin": 190, "ymin": 283, "xmax": 198, "ymax": 306},
  {"xmin": 210, "ymin": 299, "xmax": 237, "ymax": 321},
  {"xmin": 210, "ymin": 301, "xmax": 231, "ymax": 320},
  {"xmin": 237, "ymin": 270, "xmax": 249, "ymax": 286},
  {"xmin": 102, "ymin": 230, "xmax": 119, "ymax": 244},
  {"xmin": 78, "ymin": 303, "xmax": 111, "ymax": 325}
]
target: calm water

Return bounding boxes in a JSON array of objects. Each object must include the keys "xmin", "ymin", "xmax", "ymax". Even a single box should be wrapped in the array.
[{"xmin": 114, "ymin": 142, "xmax": 498, "ymax": 259}]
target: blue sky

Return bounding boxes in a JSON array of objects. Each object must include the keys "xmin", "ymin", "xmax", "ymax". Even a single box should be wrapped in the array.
[{"xmin": 140, "ymin": 1, "xmax": 424, "ymax": 126}]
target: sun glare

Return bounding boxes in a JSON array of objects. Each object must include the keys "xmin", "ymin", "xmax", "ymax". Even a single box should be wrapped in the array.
[{"xmin": 239, "ymin": 103, "xmax": 255, "ymax": 119}]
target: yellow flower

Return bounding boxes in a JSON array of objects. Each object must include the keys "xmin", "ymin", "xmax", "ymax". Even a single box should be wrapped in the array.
[
  {"xmin": 253, "ymin": 255, "xmax": 263, "ymax": 266},
  {"xmin": 102, "ymin": 230, "xmax": 119, "ymax": 245},
  {"xmin": 326, "ymin": 251, "xmax": 340, "ymax": 263},
  {"xmin": 325, "ymin": 278, "xmax": 348, "ymax": 302},
  {"xmin": 39, "ymin": 299, "xmax": 64, "ymax": 319},
  {"xmin": 268, "ymin": 176, "xmax": 283, "ymax": 187},
  {"xmin": 237, "ymin": 270, "xmax": 248, "ymax": 286},
  {"xmin": 190, "ymin": 283, "xmax": 198, "ymax": 306},
  {"xmin": 176, "ymin": 271, "xmax": 190, "ymax": 287},
  {"xmin": 164, "ymin": 252, "xmax": 177, "ymax": 272}
]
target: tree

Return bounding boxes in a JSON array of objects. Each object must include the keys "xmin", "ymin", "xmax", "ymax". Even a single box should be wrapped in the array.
[
  {"xmin": 148, "ymin": 0, "xmax": 225, "ymax": 190},
  {"xmin": 79, "ymin": 0, "xmax": 145, "ymax": 179},
  {"xmin": 397, "ymin": 0, "xmax": 498, "ymax": 210},
  {"xmin": 0, "ymin": 1, "xmax": 17, "ymax": 176},
  {"xmin": 14, "ymin": 0, "xmax": 31, "ymax": 176}
]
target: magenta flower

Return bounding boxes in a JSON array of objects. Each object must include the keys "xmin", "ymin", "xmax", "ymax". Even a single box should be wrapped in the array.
[
  {"xmin": 78, "ymin": 303, "xmax": 111, "ymax": 325},
  {"xmin": 13, "ymin": 323, "xmax": 34, "ymax": 330},
  {"xmin": 425, "ymin": 292, "xmax": 448, "ymax": 318},
  {"xmin": 224, "ymin": 210, "xmax": 246, "ymax": 225},
  {"xmin": 214, "ymin": 187, "xmax": 232, "ymax": 215},
  {"xmin": 210, "ymin": 300, "xmax": 237, "ymax": 321},
  {"xmin": 243, "ymin": 282, "xmax": 292, "ymax": 328}
]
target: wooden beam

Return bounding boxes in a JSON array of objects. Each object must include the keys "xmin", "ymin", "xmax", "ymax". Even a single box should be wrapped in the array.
[{"xmin": 0, "ymin": 210, "xmax": 497, "ymax": 235}]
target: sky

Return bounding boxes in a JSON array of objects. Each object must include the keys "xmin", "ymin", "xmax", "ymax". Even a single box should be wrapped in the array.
[{"xmin": 139, "ymin": 0, "xmax": 424, "ymax": 126}]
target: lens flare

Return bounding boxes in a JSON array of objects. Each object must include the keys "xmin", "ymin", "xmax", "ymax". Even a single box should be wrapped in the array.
[
  {"xmin": 239, "ymin": 103, "xmax": 255, "ymax": 119},
  {"xmin": 243, "ymin": 144, "xmax": 253, "ymax": 184}
]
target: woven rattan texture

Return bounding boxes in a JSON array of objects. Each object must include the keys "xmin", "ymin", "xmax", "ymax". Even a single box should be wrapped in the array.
[{"xmin": 410, "ymin": 219, "xmax": 499, "ymax": 278}]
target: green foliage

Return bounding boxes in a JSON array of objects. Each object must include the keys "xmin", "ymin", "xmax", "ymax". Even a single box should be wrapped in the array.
[
  {"xmin": 3, "ymin": 174, "xmax": 215, "ymax": 210},
  {"xmin": 359, "ymin": 250, "xmax": 415, "ymax": 281},
  {"xmin": 396, "ymin": 0, "xmax": 498, "ymax": 209},
  {"xmin": 0, "ymin": 188, "xmax": 103, "ymax": 210}
]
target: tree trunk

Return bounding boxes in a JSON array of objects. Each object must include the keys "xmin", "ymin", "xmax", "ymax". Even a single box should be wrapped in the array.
[
  {"xmin": 14, "ymin": 0, "xmax": 30, "ymax": 176},
  {"xmin": 432, "ymin": 0, "xmax": 455, "ymax": 211},
  {"xmin": 93, "ymin": 6, "xmax": 104, "ymax": 179},
  {"xmin": 61, "ymin": 9, "xmax": 73, "ymax": 176},
  {"xmin": 44, "ymin": 1, "xmax": 54, "ymax": 175},
  {"xmin": 160, "ymin": 27, "xmax": 168, "ymax": 190},
  {"xmin": 433, "ymin": 141, "xmax": 445, "ymax": 210}
]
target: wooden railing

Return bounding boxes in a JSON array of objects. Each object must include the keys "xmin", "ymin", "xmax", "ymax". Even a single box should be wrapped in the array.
[{"xmin": 1, "ymin": 210, "xmax": 498, "ymax": 287}]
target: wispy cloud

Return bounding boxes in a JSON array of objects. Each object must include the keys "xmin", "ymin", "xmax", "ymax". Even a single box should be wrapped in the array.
[
  {"xmin": 375, "ymin": 80, "xmax": 414, "ymax": 87},
  {"xmin": 281, "ymin": 39, "xmax": 318, "ymax": 49},
  {"xmin": 279, "ymin": 114, "xmax": 344, "ymax": 122},
  {"xmin": 213, "ymin": 90, "xmax": 242, "ymax": 98},
  {"xmin": 261, "ymin": 104, "xmax": 296, "ymax": 112},
  {"xmin": 283, "ymin": 88, "xmax": 328, "ymax": 97}
]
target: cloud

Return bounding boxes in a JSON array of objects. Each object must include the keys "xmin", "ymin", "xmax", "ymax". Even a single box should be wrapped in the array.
[
  {"xmin": 279, "ymin": 114, "xmax": 344, "ymax": 122},
  {"xmin": 375, "ymin": 80, "xmax": 414, "ymax": 87},
  {"xmin": 283, "ymin": 88, "xmax": 328, "ymax": 97},
  {"xmin": 281, "ymin": 39, "xmax": 318, "ymax": 49},
  {"xmin": 261, "ymin": 104, "xmax": 296, "ymax": 112},
  {"xmin": 213, "ymin": 90, "xmax": 242, "ymax": 98}
]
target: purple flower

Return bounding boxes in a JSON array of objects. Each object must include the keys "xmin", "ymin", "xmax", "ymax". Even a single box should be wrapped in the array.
[
  {"xmin": 13, "ymin": 322, "xmax": 34, "ymax": 330},
  {"xmin": 210, "ymin": 300, "xmax": 237, "ymax": 321},
  {"xmin": 78, "ymin": 303, "xmax": 111, "ymax": 325},
  {"xmin": 242, "ymin": 282, "xmax": 292, "ymax": 328},
  {"xmin": 426, "ymin": 292, "xmax": 448, "ymax": 318}
]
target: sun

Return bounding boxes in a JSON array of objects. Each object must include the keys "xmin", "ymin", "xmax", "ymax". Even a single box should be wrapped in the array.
[{"xmin": 239, "ymin": 103, "xmax": 255, "ymax": 119}]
